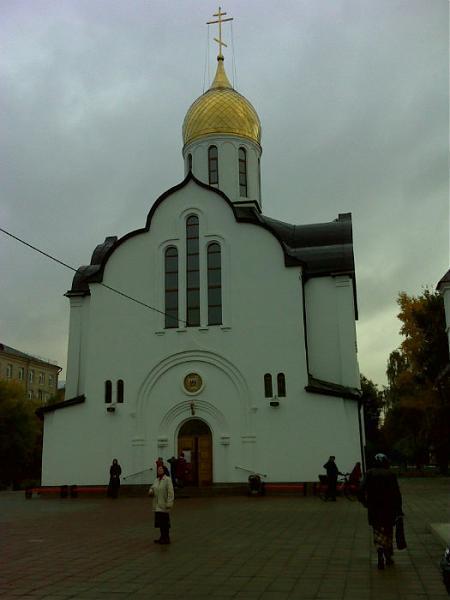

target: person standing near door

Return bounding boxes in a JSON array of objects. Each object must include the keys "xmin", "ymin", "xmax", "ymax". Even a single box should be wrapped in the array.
[
  {"xmin": 167, "ymin": 456, "xmax": 178, "ymax": 487},
  {"xmin": 175, "ymin": 452, "xmax": 187, "ymax": 488},
  {"xmin": 148, "ymin": 465, "xmax": 175, "ymax": 544}
]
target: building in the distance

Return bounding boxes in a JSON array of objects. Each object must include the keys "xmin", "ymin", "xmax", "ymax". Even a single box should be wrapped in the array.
[
  {"xmin": 39, "ymin": 11, "xmax": 363, "ymax": 487},
  {"xmin": 0, "ymin": 343, "xmax": 61, "ymax": 403}
]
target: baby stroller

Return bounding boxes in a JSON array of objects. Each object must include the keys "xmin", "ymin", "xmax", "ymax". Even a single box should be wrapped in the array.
[{"xmin": 248, "ymin": 474, "xmax": 266, "ymax": 496}]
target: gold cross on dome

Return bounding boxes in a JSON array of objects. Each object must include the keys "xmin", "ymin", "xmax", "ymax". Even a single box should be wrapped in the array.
[{"xmin": 207, "ymin": 6, "xmax": 233, "ymax": 59}]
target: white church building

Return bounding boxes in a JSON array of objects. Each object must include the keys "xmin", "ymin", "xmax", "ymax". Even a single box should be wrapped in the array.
[{"xmin": 39, "ymin": 15, "xmax": 363, "ymax": 487}]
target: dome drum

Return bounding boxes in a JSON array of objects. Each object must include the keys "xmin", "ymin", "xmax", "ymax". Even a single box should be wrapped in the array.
[{"xmin": 183, "ymin": 135, "xmax": 262, "ymax": 206}]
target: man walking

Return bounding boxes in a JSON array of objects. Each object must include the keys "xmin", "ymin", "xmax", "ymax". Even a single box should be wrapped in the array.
[{"xmin": 323, "ymin": 455, "xmax": 341, "ymax": 501}]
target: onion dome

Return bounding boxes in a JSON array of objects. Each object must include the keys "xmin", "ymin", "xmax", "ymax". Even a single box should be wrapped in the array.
[{"xmin": 182, "ymin": 57, "xmax": 261, "ymax": 147}]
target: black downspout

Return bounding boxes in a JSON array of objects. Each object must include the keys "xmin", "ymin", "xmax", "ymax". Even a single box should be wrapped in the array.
[{"xmin": 358, "ymin": 398, "xmax": 366, "ymax": 474}]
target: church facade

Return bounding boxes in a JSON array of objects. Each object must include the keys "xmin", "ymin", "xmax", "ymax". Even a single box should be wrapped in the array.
[{"xmin": 40, "ymin": 28, "xmax": 363, "ymax": 487}]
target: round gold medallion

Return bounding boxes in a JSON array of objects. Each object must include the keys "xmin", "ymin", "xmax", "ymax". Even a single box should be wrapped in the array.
[{"xmin": 183, "ymin": 372, "xmax": 203, "ymax": 393}]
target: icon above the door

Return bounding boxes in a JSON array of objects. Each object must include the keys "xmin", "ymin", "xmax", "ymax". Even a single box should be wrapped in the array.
[{"xmin": 183, "ymin": 372, "xmax": 203, "ymax": 394}]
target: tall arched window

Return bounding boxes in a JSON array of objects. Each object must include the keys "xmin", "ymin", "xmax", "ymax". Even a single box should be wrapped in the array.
[
  {"xmin": 239, "ymin": 147, "xmax": 247, "ymax": 197},
  {"xmin": 186, "ymin": 215, "xmax": 200, "ymax": 326},
  {"xmin": 105, "ymin": 380, "xmax": 112, "ymax": 403},
  {"xmin": 277, "ymin": 373, "xmax": 286, "ymax": 397},
  {"xmin": 264, "ymin": 373, "xmax": 273, "ymax": 398},
  {"xmin": 117, "ymin": 379, "xmax": 124, "ymax": 403},
  {"xmin": 207, "ymin": 242, "xmax": 222, "ymax": 325},
  {"xmin": 208, "ymin": 145, "xmax": 219, "ymax": 185},
  {"xmin": 164, "ymin": 246, "xmax": 179, "ymax": 328},
  {"xmin": 188, "ymin": 153, "xmax": 192, "ymax": 171}
]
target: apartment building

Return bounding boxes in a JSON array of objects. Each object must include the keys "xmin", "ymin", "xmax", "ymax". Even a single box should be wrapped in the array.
[{"xmin": 0, "ymin": 343, "xmax": 61, "ymax": 403}]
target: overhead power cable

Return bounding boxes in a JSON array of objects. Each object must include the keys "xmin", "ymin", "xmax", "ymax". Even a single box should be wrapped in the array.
[
  {"xmin": 231, "ymin": 21, "xmax": 237, "ymax": 89},
  {"xmin": 0, "ymin": 226, "xmax": 188, "ymax": 327}
]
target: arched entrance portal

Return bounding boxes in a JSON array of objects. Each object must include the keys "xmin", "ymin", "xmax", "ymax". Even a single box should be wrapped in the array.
[{"xmin": 178, "ymin": 419, "xmax": 212, "ymax": 487}]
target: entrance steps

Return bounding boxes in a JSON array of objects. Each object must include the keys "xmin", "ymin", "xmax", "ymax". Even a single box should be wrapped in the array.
[{"xmin": 27, "ymin": 482, "xmax": 313, "ymax": 498}]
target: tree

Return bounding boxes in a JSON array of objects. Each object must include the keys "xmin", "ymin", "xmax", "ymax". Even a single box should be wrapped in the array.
[
  {"xmin": 382, "ymin": 289, "xmax": 450, "ymax": 472},
  {"xmin": 360, "ymin": 374, "xmax": 383, "ymax": 462},
  {"xmin": 0, "ymin": 381, "xmax": 42, "ymax": 487}
]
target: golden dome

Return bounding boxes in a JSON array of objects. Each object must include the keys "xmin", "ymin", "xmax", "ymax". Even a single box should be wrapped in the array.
[{"xmin": 183, "ymin": 58, "xmax": 261, "ymax": 147}]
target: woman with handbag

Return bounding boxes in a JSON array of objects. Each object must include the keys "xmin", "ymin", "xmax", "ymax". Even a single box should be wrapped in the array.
[
  {"xmin": 359, "ymin": 453, "xmax": 404, "ymax": 569},
  {"xmin": 148, "ymin": 464, "xmax": 175, "ymax": 544}
]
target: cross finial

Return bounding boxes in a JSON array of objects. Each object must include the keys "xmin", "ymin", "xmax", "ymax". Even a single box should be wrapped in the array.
[{"xmin": 207, "ymin": 6, "xmax": 233, "ymax": 60}]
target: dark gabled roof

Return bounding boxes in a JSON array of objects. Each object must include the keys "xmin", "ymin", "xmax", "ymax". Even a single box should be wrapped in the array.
[
  {"xmin": 259, "ymin": 213, "xmax": 354, "ymax": 277},
  {"xmin": 36, "ymin": 394, "xmax": 85, "ymax": 420},
  {"xmin": 67, "ymin": 172, "xmax": 357, "ymax": 308},
  {"xmin": 0, "ymin": 343, "xmax": 61, "ymax": 369},
  {"xmin": 437, "ymin": 269, "xmax": 450, "ymax": 291}
]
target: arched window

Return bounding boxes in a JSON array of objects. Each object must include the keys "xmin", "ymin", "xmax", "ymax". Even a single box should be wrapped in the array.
[
  {"xmin": 277, "ymin": 373, "xmax": 286, "ymax": 397},
  {"xmin": 164, "ymin": 246, "xmax": 179, "ymax": 328},
  {"xmin": 264, "ymin": 373, "xmax": 273, "ymax": 398},
  {"xmin": 186, "ymin": 215, "xmax": 200, "ymax": 326},
  {"xmin": 239, "ymin": 147, "xmax": 247, "ymax": 197},
  {"xmin": 208, "ymin": 146, "xmax": 219, "ymax": 185},
  {"xmin": 117, "ymin": 379, "xmax": 124, "ymax": 403},
  {"xmin": 105, "ymin": 380, "xmax": 112, "ymax": 403},
  {"xmin": 207, "ymin": 242, "xmax": 222, "ymax": 325},
  {"xmin": 188, "ymin": 153, "xmax": 192, "ymax": 171}
]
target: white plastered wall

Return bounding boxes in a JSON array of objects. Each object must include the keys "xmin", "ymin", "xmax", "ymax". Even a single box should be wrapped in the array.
[
  {"xmin": 304, "ymin": 276, "xmax": 360, "ymax": 388},
  {"xmin": 42, "ymin": 179, "xmax": 362, "ymax": 485}
]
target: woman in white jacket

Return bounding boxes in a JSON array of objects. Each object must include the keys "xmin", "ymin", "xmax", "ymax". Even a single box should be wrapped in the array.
[{"xmin": 148, "ymin": 465, "xmax": 175, "ymax": 544}]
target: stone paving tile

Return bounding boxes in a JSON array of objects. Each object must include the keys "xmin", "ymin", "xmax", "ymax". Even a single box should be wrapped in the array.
[{"xmin": 1, "ymin": 477, "xmax": 449, "ymax": 599}]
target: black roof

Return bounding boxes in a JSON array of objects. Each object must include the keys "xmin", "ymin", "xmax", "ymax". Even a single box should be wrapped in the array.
[
  {"xmin": 67, "ymin": 172, "xmax": 357, "ymax": 314},
  {"xmin": 437, "ymin": 269, "xmax": 450, "ymax": 291},
  {"xmin": 36, "ymin": 394, "xmax": 85, "ymax": 420}
]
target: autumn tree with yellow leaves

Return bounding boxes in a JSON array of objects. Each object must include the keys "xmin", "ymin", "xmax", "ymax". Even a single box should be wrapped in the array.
[{"xmin": 382, "ymin": 289, "xmax": 450, "ymax": 472}]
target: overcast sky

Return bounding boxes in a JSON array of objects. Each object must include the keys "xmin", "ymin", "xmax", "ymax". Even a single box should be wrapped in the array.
[{"xmin": 1, "ymin": 0, "xmax": 448, "ymax": 388}]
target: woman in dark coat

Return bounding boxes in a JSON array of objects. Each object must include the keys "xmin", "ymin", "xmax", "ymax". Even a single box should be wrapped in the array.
[
  {"xmin": 323, "ymin": 456, "xmax": 341, "ymax": 501},
  {"xmin": 108, "ymin": 459, "xmax": 122, "ymax": 498},
  {"xmin": 359, "ymin": 453, "xmax": 403, "ymax": 569}
]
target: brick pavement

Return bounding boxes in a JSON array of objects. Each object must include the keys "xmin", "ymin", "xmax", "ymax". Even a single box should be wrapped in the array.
[{"xmin": 0, "ymin": 477, "xmax": 449, "ymax": 599}]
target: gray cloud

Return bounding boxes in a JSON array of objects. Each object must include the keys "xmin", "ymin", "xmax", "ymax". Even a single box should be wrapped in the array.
[{"xmin": 1, "ymin": 0, "xmax": 448, "ymax": 386}]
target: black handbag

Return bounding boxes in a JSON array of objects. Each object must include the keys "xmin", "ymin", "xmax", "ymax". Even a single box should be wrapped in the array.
[{"xmin": 395, "ymin": 516, "xmax": 407, "ymax": 550}]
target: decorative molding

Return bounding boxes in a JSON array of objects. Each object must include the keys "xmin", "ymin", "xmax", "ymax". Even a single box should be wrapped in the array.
[
  {"xmin": 136, "ymin": 349, "xmax": 253, "ymax": 428},
  {"xmin": 36, "ymin": 395, "xmax": 85, "ymax": 420},
  {"xmin": 131, "ymin": 437, "xmax": 146, "ymax": 447},
  {"xmin": 182, "ymin": 371, "xmax": 204, "ymax": 395},
  {"xmin": 334, "ymin": 275, "xmax": 351, "ymax": 288}
]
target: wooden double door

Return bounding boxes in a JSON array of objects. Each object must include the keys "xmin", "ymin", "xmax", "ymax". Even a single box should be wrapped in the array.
[{"xmin": 178, "ymin": 419, "xmax": 212, "ymax": 487}]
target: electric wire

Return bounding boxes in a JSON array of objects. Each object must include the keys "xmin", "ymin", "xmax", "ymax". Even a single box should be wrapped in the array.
[
  {"xmin": 203, "ymin": 23, "xmax": 209, "ymax": 93},
  {"xmin": 231, "ymin": 21, "xmax": 237, "ymax": 89},
  {"xmin": 0, "ymin": 226, "xmax": 188, "ymax": 327}
]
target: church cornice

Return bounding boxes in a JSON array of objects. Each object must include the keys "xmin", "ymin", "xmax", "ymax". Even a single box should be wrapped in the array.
[
  {"xmin": 36, "ymin": 394, "xmax": 86, "ymax": 420},
  {"xmin": 305, "ymin": 375, "xmax": 361, "ymax": 401}
]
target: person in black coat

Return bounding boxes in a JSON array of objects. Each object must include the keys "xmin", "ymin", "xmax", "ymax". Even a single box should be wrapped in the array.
[
  {"xmin": 107, "ymin": 459, "xmax": 122, "ymax": 498},
  {"xmin": 359, "ymin": 453, "xmax": 403, "ymax": 569},
  {"xmin": 323, "ymin": 456, "xmax": 341, "ymax": 501}
]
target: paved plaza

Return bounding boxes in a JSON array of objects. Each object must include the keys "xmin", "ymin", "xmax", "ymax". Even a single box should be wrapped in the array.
[{"xmin": 1, "ymin": 477, "xmax": 449, "ymax": 599}]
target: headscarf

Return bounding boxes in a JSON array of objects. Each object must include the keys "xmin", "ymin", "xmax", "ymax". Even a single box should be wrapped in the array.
[{"xmin": 374, "ymin": 453, "xmax": 389, "ymax": 467}]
